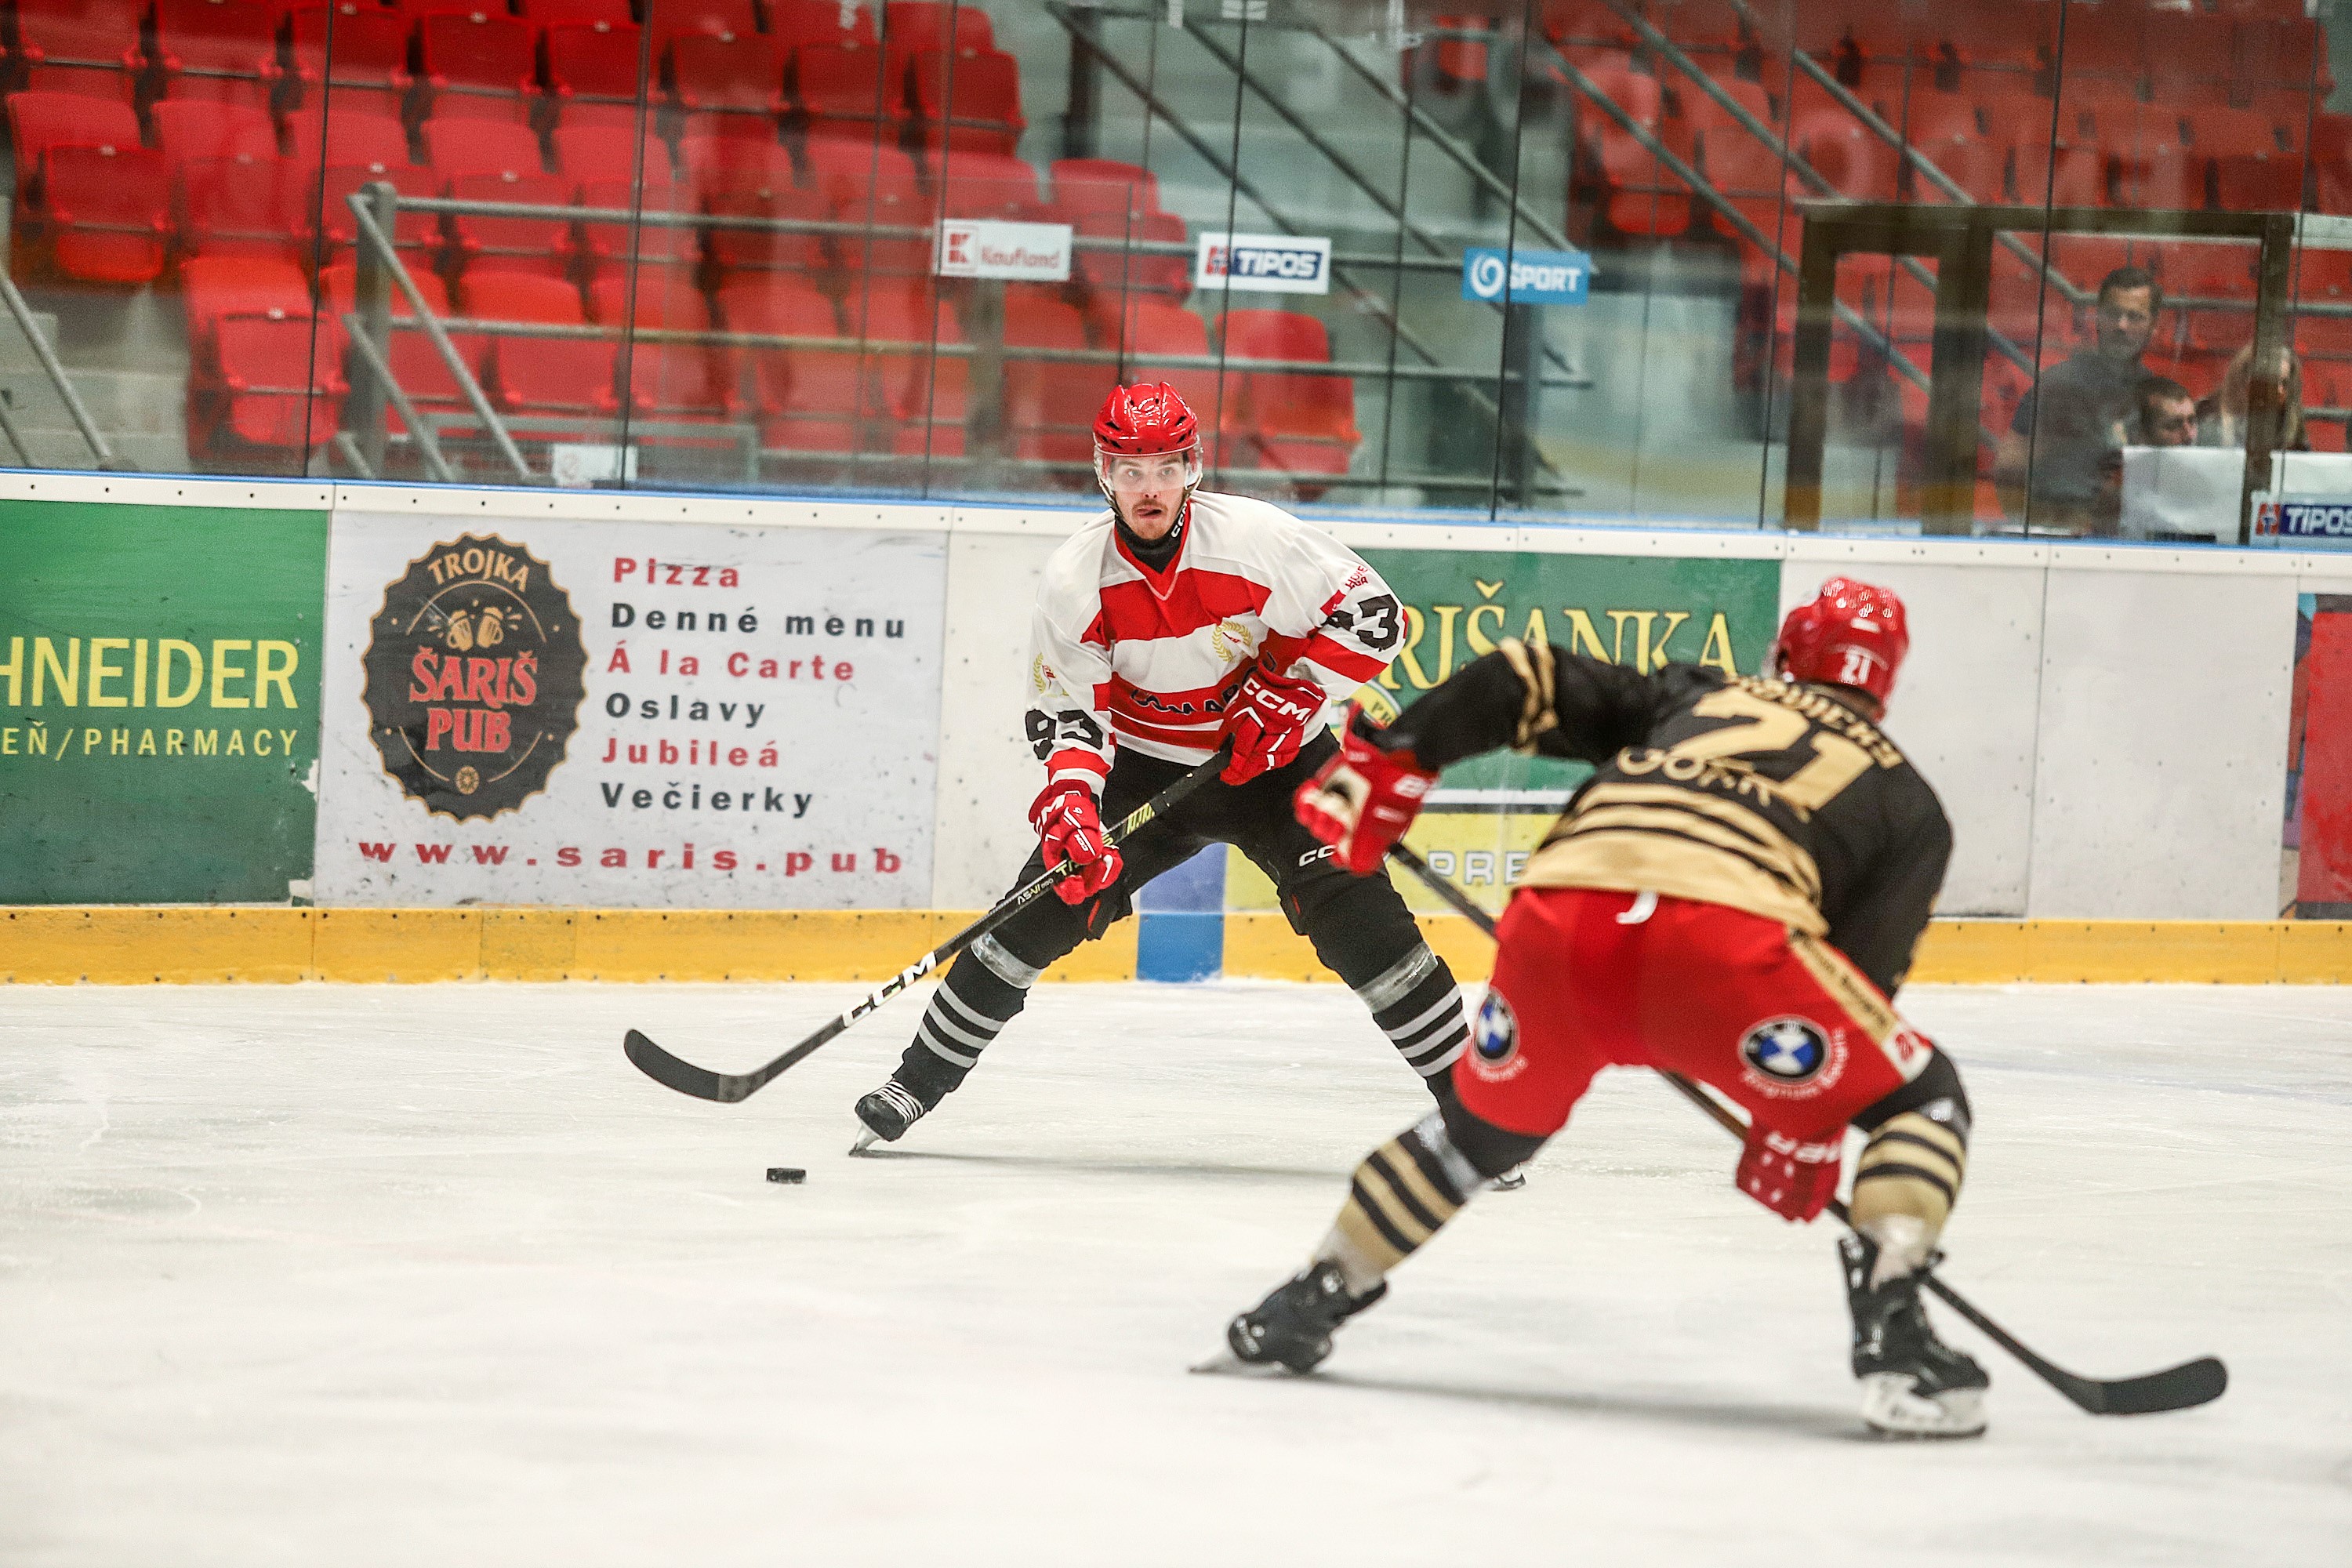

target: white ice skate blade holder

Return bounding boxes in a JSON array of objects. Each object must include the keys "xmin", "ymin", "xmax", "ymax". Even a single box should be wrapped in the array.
[{"xmin": 1860, "ymin": 1373, "xmax": 1987, "ymax": 1440}]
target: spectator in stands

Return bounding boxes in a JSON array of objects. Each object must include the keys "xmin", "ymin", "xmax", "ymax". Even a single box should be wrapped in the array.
[
  {"xmin": 1993, "ymin": 266, "xmax": 2161, "ymax": 535},
  {"xmin": 2198, "ymin": 344, "xmax": 2309, "ymax": 452},
  {"xmin": 2136, "ymin": 376, "xmax": 2199, "ymax": 447}
]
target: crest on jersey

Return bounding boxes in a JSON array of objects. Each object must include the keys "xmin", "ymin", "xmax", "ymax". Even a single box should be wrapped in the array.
[
  {"xmin": 1210, "ymin": 618, "xmax": 1255, "ymax": 665},
  {"xmin": 1467, "ymin": 990, "xmax": 1523, "ymax": 1082},
  {"xmin": 1738, "ymin": 1016, "xmax": 1843, "ymax": 1099}
]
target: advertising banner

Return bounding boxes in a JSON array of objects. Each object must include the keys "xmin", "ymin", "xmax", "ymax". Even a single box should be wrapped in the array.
[
  {"xmin": 1227, "ymin": 548, "xmax": 1779, "ymax": 914},
  {"xmin": 0, "ymin": 496, "xmax": 328, "ymax": 903},
  {"xmin": 1195, "ymin": 232, "xmax": 1333, "ymax": 295},
  {"xmin": 313, "ymin": 513, "xmax": 947, "ymax": 908},
  {"xmin": 1461, "ymin": 246, "xmax": 1592, "ymax": 306},
  {"xmin": 935, "ymin": 218, "xmax": 1073, "ymax": 281},
  {"xmin": 2285, "ymin": 592, "xmax": 2352, "ymax": 916}
]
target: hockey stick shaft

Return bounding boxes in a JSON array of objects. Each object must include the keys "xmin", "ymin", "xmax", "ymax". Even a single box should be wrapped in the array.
[
  {"xmin": 626, "ymin": 750, "xmax": 1231, "ymax": 1104},
  {"xmin": 1385, "ymin": 842, "xmax": 2224, "ymax": 1416}
]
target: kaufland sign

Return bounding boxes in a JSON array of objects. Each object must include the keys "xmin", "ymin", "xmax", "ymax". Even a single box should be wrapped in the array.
[
  {"xmin": 1461, "ymin": 245, "xmax": 1592, "ymax": 305},
  {"xmin": 935, "ymin": 219, "xmax": 1072, "ymax": 281},
  {"xmin": 1196, "ymin": 233, "xmax": 1333, "ymax": 295}
]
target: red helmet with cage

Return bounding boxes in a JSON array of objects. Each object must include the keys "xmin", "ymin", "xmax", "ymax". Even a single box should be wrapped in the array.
[
  {"xmin": 1094, "ymin": 382, "xmax": 1200, "ymax": 456},
  {"xmin": 1770, "ymin": 577, "xmax": 1911, "ymax": 704}
]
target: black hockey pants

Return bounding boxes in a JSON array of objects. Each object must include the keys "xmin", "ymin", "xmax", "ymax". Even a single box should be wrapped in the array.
[{"xmin": 891, "ymin": 732, "xmax": 1472, "ymax": 1104}]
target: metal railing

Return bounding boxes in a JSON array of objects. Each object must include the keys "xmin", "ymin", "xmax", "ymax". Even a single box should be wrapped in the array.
[{"xmin": 340, "ymin": 183, "xmax": 1590, "ymax": 493}]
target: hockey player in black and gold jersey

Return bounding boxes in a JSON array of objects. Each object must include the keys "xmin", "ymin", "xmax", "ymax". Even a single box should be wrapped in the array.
[{"xmin": 1223, "ymin": 579, "xmax": 1991, "ymax": 1439}]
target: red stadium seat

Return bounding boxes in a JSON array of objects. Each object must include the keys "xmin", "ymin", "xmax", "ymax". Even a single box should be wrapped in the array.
[
  {"xmin": 645, "ymin": 0, "xmax": 760, "ymax": 49},
  {"xmin": 447, "ymin": 169, "xmax": 579, "ymax": 280},
  {"xmin": 8, "ymin": 93, "xmax": 167, "ymax": 284},
  {"xmin": 286, "ymin": 2, "xmax": 416, "ymax": 123},
  {"xmin": 2235, "ymin": 16, "xmax": 2324, "ymax": 92},
  {"xmin": 318, "ymin": 261, "xmax": 488, "ymax": 437},
  {"xmin": 212, "ymin": 309, "xmax": 346, "ymax": 452},
  {"xmin": 153, "ymin": 99, "xmax": 281, "ymax": 185},
  {"xmin": 883, "ymin": 1, "xmax": 990, "ymax": 53},
  {"xmin": 556, "ymin": 124, "xmax": 670, "ymax": 183},
  {"xmin": 1792, "ymin": 109, "xmax": 1901, "ymax": 201},
  {"xmin": 2117, "ymin": 140, "xmax": 2204, "ymax": 212},
  {"xmin": 908, "ymin": 45, "xmax": 1025, "ymax": 157},
  {"xmin": 524, "ymin": 0, "xmax": 637, "ymax": 23},
  {"xmin": 2188, "ymin": 105, "xmax": 2290, "ymax": 158},
  {"xmin": 720, "ymin": 274, "xmax": 871, "ymax": 451},
  {"xmin": 1895, "ymin": 93, "xmax": 1979, "ymax": 150},
  {"xmin": 2012, "ymin": 134, "xmax": 2109, "ymax": 208},
  {"xmin": 466, "ymin": 270, "xmax": 618, "ymax": 431},
  {"xmin": 1070, "ymin": 208, "xmax": 1188, "ymax": 328},
  {"xmin": 677, "ymin": 130, "xmax": 795, "ymax": 194},
  {"xmin": 593, "ymin": 271, "xmax": 740, "ymax": 423},
  {"xmin": 771, "ymin": 0, "xmax": 878, "ymax": 49},
  {"xmin": 805, "ymin": 136, "xmax": 927, "ymax": 274},
  {"xmin": 182, "ymin": 152, "xmax": 313, "ymax": 263},
  {"xmin": 417, "ymin": 7, "xmax": 543, "ymax": 125},
  {"xmin": 704, "ymin": 181, "xmax": 833, "ymax": 277},
  {"xmin": 1049, "ymin": 156, "xmax": 1160, "ymax": 217},
  {"xmin": 147, "ymin": 0, "xmax": 284, "ymax": 110},
  {"xmin": 1218, "ymin": 309, "xmax": 1357, "ymax": 483},
  {"xmin": 424, "ymin": 118, "xmax": 547, "ymax": 180},
  {"xmin": 2053, "ymin": 0, "xmax": 2143, "ymax": 84},
  {"xmin": 2214, "ymin": 151, "xmax": 2306, "ymax": 213},
  {"xmin": 850, "ymin": 284, "xmax": 964, "ymax": 454},
  {"xmin": 8, "ymin": 0, "xmax": 141, "ymax": 103},
  {"xmin": 1597, "ymin": 112, "xmax": 1693, "ymax": 237},
  {"xmin": 290, "ymin": 107, "xmax": 412, "ymax": 173},
  {"xmin": 934, "ymin": 148, "xmax": 1042, "ymax": 217},
  {"xmin": 2143, "ymin": 8, "xmax": 2237, "ymax": 104},
  {"xmin": 1100, "ymin": 296, "xmax": 1221, "ymax": 430},
  {"xmin": 542, "ymin": 20, "xmax": 648, "ymax": 131},
  {"xmin": 789, "ymin": 40, "xmax": 910, "ymax": 140},
  {"xmin": 317, "ymin": 158, "xmax": 439, "ymax": 263},
  {"xmin": 577, "ymin": 174, "xmax": 696, "ymax": 279},
  {"xmin": 1001, "ymin": 292, "xmax": 1105, "ymax": 470},
  {"xmin": 668, "ymin": 31, "xmax": 786, "ymax": 136},
  {"xmin": 1908, "ymin": 133, "xmax": 2009, "ymax": 205}
]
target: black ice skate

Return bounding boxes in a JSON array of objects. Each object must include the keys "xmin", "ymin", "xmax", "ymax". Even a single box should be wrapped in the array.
[
  {"xmin": 1225, "ymin": 1262, "xmax": 1388, "ymax": 1374},
  {"xmin": 851, "ymin": 1078, "xmax": 937, "ymax": 1153},
  {"xmin": 1841, "ymin": 1232, "xmax": 1990, "ymax": 1439}
]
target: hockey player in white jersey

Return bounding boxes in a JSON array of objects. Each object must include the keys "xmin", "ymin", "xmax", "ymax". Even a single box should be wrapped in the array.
[{"xmin": 853, "ymin": 383, "xmax": 1475, "ymax": 1146}]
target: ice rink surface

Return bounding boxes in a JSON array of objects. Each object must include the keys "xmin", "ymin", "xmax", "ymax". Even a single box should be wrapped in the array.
[{"xmin": 4, "ymin": 978, "xmax": 2348, "ymax": 1566}]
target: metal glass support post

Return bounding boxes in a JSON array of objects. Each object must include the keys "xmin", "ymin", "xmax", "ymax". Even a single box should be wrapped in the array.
[
  {"xmin": 1922, "ymin": 219, "xmax": 1994, "ymax": 535},
  {"xmin": 1064, "ymin": 5, "xmax": 1102, "ymax": 159},
  {"xmin": 964, "ymin": 276, "xmax": 1006, "ymax": 466},
  {"xmin": 1499, "ymin": 301, "xmax": 1544, "ymax": 506},
  {"xmin": 0, "ymin": 271, "xmax": 114, "ymax": 470},
  {"xmin": 2244, "ymin": 212, "xmax": 2297, "ymax": 546},
  {"xmin": 1784, "ymin": 218, "xmax": 1841, "ymax": 532},
  {"xmin": 347, "ymin": 181, "xmax": 397, "ymax": 475}
]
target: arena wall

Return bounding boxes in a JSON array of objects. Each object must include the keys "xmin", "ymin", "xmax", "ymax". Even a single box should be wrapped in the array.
[{"xmin": 3, "ymin": 472, "xmax": 2349, "ymax": 983}]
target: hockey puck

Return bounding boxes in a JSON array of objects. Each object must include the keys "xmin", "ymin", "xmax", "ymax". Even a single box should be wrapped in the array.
[{"xmin": 765, "ymin": 1167, "xmax": 806, "ymax": 1184}]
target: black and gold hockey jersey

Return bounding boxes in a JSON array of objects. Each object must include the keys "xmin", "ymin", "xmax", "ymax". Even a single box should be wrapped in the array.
[{"xmin": 1378, "ymin": 638, "xmax": 1953, "ymax": 996}]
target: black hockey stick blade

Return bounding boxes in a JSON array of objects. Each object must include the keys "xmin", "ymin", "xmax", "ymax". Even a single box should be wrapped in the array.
[
  {"xmin": 623, "ymin": 749, "xmax": 1229, "ymax": 1104},
  {"xmin": 1385, "ymin": 841, "xmax": 2231, "ymax": 1418},
  {"xmin": 1919, "ymin": 1276, "xmax": 2228, "ymax": 1416}
]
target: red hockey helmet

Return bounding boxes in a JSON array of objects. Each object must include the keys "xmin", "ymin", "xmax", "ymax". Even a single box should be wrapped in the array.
[
  {"xmin": 1094, "ymin": 382, "xmax": 1199, "ymax": 456},
  {"xmin": 1771, "ymin": 577, "xmax": 1911, "ymax": 704}
]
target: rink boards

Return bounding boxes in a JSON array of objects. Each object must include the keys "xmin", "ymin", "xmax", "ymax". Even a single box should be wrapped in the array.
[
  {"xmin": 2, "ymin": 906, "xmax": 2350, "ymax": 985},
  {"xmin": 6, "ymin": 472, "xmax": 2352, "ymax": 981}
]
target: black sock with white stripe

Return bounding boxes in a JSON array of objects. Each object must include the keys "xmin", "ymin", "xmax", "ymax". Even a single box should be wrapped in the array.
[
  {"xmin": 893, "ymin": 933, "xmax": 1039, "ymax": 1104},
  {"xmin": 1354, "ymin": 942, "xmax": 1470, "ymax": 1093}
]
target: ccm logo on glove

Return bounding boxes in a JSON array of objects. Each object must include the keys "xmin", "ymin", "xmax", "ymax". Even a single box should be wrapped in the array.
[
  {"xmin": 1030, "ymin": 781, "xmax": 1122, "ymax": 906},
  {"xmin": 1220, "ymin": 660, "xmax": 1325, "ymax": 784}
]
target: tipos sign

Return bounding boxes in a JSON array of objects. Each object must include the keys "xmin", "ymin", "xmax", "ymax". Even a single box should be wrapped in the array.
[{"xmin": 361, "ymin": 534, "xmax": 589, "ymax": 820}]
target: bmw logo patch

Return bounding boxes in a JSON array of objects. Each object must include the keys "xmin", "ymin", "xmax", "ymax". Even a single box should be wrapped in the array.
[
  {"xmin": 1740, "ymin": 1017, "xmax": 1829, "ymax": 1083},
  {"xmin": 1472, "ymin": 991, "xmax": 1519, "ymax": 1065}
]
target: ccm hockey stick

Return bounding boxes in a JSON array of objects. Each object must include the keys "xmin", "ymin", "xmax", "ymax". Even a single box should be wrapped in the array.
[
  {"xmin": 624, "ymin": 749, "xmax": 1230, "ymax": 1105},
  {"xmin": 1386, "ymin": 842, "xmax": 2227, "ymax": 1417}
]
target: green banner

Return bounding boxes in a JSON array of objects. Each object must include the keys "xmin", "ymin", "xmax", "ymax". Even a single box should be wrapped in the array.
[
  {"xmin": 0, "ymin": 499, "xmax": 328, "ymax": 902},
  {"xmin": 1230, "ymin": 546, "xmax": 1780, "ymax": 913},
  {"xmin": 1356, "ymin": 547, "xmax": 1782, "ymax": 793}
]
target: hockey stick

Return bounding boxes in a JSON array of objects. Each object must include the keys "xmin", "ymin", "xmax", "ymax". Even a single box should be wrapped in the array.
[
  {"xmin": 624, "ymin": 750, "xmax": 1232, "ymax": 1105},
  {"xmin": 1385, "ymin": 841, "xmax": 2227, "ymax": 1417}
]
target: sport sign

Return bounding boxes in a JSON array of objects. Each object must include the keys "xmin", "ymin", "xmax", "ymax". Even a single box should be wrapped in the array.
[
  {"xmin": 1195, "ymin": 232, "xmax": 1332, "ymax": 295},
  {"xmin": 1461, "ymin": 245, "xmax": 1592, "ymax": 306}
]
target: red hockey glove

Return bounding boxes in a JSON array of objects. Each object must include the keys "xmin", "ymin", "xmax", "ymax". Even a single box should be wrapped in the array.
[
  {"xmin": 1293, "ymin": 712, "xmax": 1437, "ymax": 876},
  {"xmin": 1736, "ymin": 1123, "xmax": 1844, "ymax": 1222},
  {"xmin": 1031, "ymin": 780, "xmax": 1122, "ymax": 906},
  {"xmin": 1220, "ymin": 659, "xmax": 1326, "ymax": 784}
]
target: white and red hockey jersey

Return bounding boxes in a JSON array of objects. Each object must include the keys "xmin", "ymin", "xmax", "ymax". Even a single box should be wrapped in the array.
[{"xmin": 1026, "ymin": 491, "xmax": 1405, "ymax": 793}]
